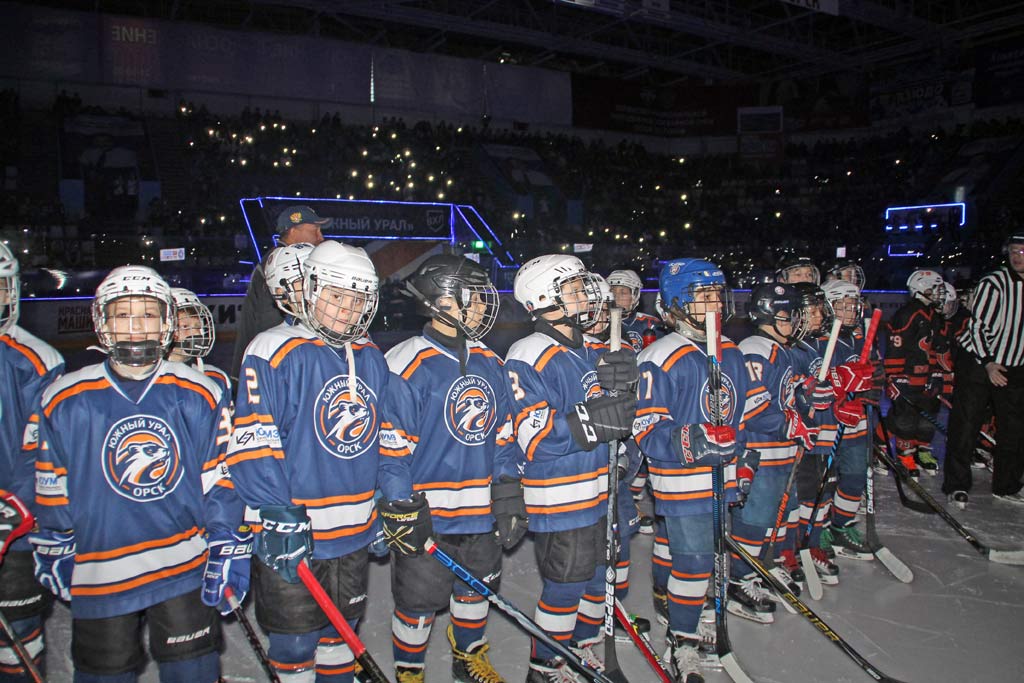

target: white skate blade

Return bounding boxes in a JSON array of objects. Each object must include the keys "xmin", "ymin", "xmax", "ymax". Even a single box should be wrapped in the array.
[{"xmin": 726, "ymin": 601, "xmax": 774, "ymax": 624}]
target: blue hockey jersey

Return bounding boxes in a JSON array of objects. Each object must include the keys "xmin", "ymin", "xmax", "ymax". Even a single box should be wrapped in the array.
[
  {"xmin": 738, "ymin": 334, "xmax": 807, "ymax": 471},
  {"xmin": 380, "ymin": 332, "xmax": 524, "ymax": 535},
  {"xmin": 622, "ymin": 312, "xmax": 663, "ymax": 352},
  {"xmin": 504, "ymin": 331, "xmax": 610, "ymax": 533},
  {"xmin": 633, "ymin": 331, "xmax": 770, "ymax": 517},
  {"xmin": 34, "ymin": 360, "xmax": 238, "ymax": 619},
  {"xmin": 228, "ymin": 322, "xmax": 401, "ymax": 559},
  {"xmin": 1, "ymin": 327, "xmax": 63, "ymax": 551}
]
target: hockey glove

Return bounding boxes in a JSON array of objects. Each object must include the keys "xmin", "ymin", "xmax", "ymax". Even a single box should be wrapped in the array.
[
  {"xmin": 783, "ymin": 408, "xmax": 819, "ymax": 451},
  {"xmin": 202, "ymin": 527, "xmax": 253, "ymax": 615},
  {"xmin": 596, "ymin": 349, "xmax": 639, "ymax": 394},
  {"xmin": 0, "ymin": 490, "xmax": 33, "ymax": 560},
  {"xmin": 799, "ymin": 376, "xmax": 836, "ymax": 413},
  {"xmin": 491, "ymin": 477, "xmax": 528, "ymax": 549},
  {"xmin": 833, "ymin": 396, "xmax": 865, "ymax": 428},
  {"xmin": 30, "ymin": 529, "xmax": 75, "ymax": 601},
  {"xmin": 566, "ymin": 394, "xmax": 638, "ymax": 450},
  {"xmin": 828, "ymin": 362, "xmax": 873, "ymax": 395},
  {"xmin": 885, "ymin": 375, "xmax": 909, "ymax": 402},
  {"xmin": 735, "ymin": 449, "xmax": 761, "ymax": 501},
  {"xmin": 673, "ymin": 423, "xmax": 736, "ymax": 467},
  {"xmin": 255, "ymin": 504, "xmax": 313, "ymax": 584},
  {"xmin": 378, "ymin": 492, "xmax": 433, "ymax": 556}
]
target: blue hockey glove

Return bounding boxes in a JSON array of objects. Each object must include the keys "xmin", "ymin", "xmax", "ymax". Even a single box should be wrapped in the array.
[
  {"xmin": 30, "ymin": 529, "xmax": 75, "ymax": 601},
  {"xmin": 255, "ymin": 505, "xmax": 313, "ymax": 584},
  {"xmin": 368, "ymin": 512, "xmax": 389, "ymax": 558},
  {"xmin": 673, "ymin": 423, "xmax": 736, "ymax": 467},
  {"xmin": 202, "ymin": 527, "xmax": 253, "ymax": 615},
  {"xmin": 491, "ymin": 477, "xmax": 528, "ymax": 549}
]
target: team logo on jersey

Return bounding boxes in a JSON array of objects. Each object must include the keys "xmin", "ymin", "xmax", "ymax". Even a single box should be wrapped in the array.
[
  {"xmin": 444, "ymin": 375, "xmax": 498, "ymax": 446},
  {"xmin": 103, "ymin": 415, "xmax": 183, "ymax": 502},
  {"xmin": 808, "ymin": 357, "xmax": 824, "ymax": 380},
  {"xmin": 780, "ymin": 366, "xmax": 797, "ymax": 408},
  {"xmin": 700, "ymin": 373, "xmax": 737, "ymax": 423},
  {"xmin": 625, "ymin": 330, "xmax": 644, "ymax": 352},
  {"xmin": 314, "ymin": 375, "xmax": 379, "ymax": 459},
  {"xmin": 582, "ymin": 370, "xmax": 603, "ymax": 399}
]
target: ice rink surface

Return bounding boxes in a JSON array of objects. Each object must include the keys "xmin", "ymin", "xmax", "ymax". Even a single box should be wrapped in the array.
[{"xmin": 41, "ymin": 460, "xmax": 1024, "ymax": 683}]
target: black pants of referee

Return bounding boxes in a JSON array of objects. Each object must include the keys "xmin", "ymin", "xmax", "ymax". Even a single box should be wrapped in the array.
[{"xmin": 943, "ymin": 353, "xmax": 1024, "ymax": 496}]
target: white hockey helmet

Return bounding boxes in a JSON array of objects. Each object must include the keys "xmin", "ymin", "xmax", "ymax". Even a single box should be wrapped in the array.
[
  {"xmin": 941, "ymin": 281, "xmax": 959, "ymax": 319},
  {"xmin": 906, "ymin": 269, "xmax": 945, "ymax": 307},
  {"xmin": 513, "ymin": 254, "xmax": 602, "ymax": 328},
  {"xmin": 92, "ymin": 265, "xmax": 175, "ymax": 366},
  {"xmin": 170, "ymin": 287, "xmax": 215, "ymax": 358},
  {"xmin": 264, "ymin": 242, "xmax": 316, "ymax": 317},
  {"xmin": 821, "ymin": 279, "xmax": 863, "ymax": 327},
  {"xmin": 0, "ymin": 242, "xmax": 20, "ymax": 335},
  {"xmin": 607, "ymin": 269, "xmax": 642, "ymax": 313},
  {"xmin": 302, "ymin": 241, "xmax": 379, "ymax": 346}
]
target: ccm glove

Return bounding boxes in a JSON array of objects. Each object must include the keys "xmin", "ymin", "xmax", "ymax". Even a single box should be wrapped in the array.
[
  {"xmin": 596, "ymin": 349, "xmax": 639, "ymax": 393},
  {"xmin": 783, "ymin": 408, "xmax": 819, "ymax": 451},
  {"xmin": 673, "ymin": 423, "xmax": 736, "ymax": 467},
  {"xmin": 829, "ymin": 362, "xmax": 873, "ymax": 395},
  {"xmin": 833, "ymin": 396, "xmax": 865, "ymax": 428},
  {"xmin": 255, "ymin": 504, "xmax": 313, "ymax": 584},
  {"xmin": 491, "ymin": 477, "xmax": 528, "ymax": 549},
  {"xmin": 566, "ymin": 394, "xmax": 638, "ymax": 450},
  {"xmin": 30, "ymin": 529, "xmax": 75, "ymax": 601},
  {"xmin": 377, "ymin": 492, "xmax": 433, "ymax": 556},
  {"xmin": 202, "ymin": 527, "xmax": 253, "ymax": 615}
]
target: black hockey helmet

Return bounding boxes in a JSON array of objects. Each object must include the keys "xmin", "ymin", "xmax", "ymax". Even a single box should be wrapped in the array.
[
  {"xmin": 792, "ymin": 282, "xmax": 833, "ymax": 336},
  {"xmin": 774, "ymin": 254, "xmax": 820, "ymax": 285},
  {"xmin": 748, "ymin": 282, "xmax": 807, "ymax": 343},
  {"xmin": 405, "ymin": 254, "xmax": 499, "ymax": 340},
  {"xmin": 824, "ymin": 259, "xmax": 866, "ymax": 289}
]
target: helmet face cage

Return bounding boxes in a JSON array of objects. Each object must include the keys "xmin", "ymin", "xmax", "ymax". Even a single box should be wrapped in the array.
[
  {"xmin": 303, "ymin": 272, "xmax": 379, "ymax": 346},
  {"xmin": 548, "ymin": 270, "xmax": 603, "ymax": 329},
  {"xmin": 828, "ymin": 263, "xmax": 866, "ymax": 290},
  {"xmin": 907, "ymin": 271, "xmax": 945, "ymax": 307},
  {"xmin": 265, "ymin": 243, "xmax": 315, "ymax": 317},
  {"xmin": 588, "ymin": 275, "xmax": 614, "ymax": 337},
  {"xmin": 0, "ymin": 273, "xmax": 19, "ymax": 336},
  {"xmin": 941, "ymin": 283, "xmax": 958, "ymax": 319},
  {"xmin": 93, "ymin": 294, "xmax": 175, "ymax": 367},
  {"xmin": 415, "ymin": 272, "xmax": 500, "ymax": 341},
  {"xmin": 671, "ymin": 284, "xmax": 735, "ymax": 334},
  {"xmin": 829, "ymin": 294, "xmax": 863, "ymax": 328},
  {"xmin": 171, "ymin": 290, "xmax": 215, "ymax": 358},
  {"xmin": 778, "ymin": 263, "xmax": 821, "ymax": 285},
  {"xmin": 607, "ymin": 270, "xmax": 642, "ymax": 313},
  {"xmin": 797, "ymin": 290, "xmax": 833, "ymax": 337}
]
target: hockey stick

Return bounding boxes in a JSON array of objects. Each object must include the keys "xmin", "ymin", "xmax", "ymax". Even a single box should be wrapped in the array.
[
  {"xmin": 873, "ymin": 412, "xmax": 935, "ymax": 515},
  {"xmin": 223, "ymin": 587, "xmax": 281, "ymax": 683},
  {"xmin": 613, "ymin": 599, "xmax": 672, "ymax": 683},
  {"xmin": 0, "ymin": 491, "xmax": 45, "ymax": 683},
  {"xmin": 871, "ymin": 438, "xmax": 1024, "ymax": 565},
  {"xmin": 295, "ymin": 561, "xmax": 391, "ymax": 683},
  {"xmin": 896, "ymin": 394, "xmax": 947, "ymax": 436},
  {"xmin": 725, "ymin": 537, "xmax": 907, "ymax": 683},
  {"xmin": 863, "ymin": 429, "xmax": 914, "ymax": 583},
  {"xmin": 601, "ymin": 307, "xmax": 629, "ymax": 683},
  {"xmin": 424, "ymin": 538, "xmax": 618, "ymax": 683},
  {"xmin": 706, "ymin": 312, "xmax": 754, "ymax": 683}
]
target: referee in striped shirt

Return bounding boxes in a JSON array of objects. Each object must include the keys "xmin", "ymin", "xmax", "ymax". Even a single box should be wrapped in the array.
[{"xmin": 943, "ymin": 232, "xmax": 1024, "ymax": 506}]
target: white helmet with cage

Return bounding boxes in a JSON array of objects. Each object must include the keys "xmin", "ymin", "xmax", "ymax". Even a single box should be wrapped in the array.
[
  {"xmin": 513, "ymin": 254, "xmax": 602, "ymax": 329},
  {"xmin": 265, "ymin": 242, "xmax": 316, "ymax": 317},
  {"xmin": 0, "ymin": 242, "xmax": 20, "ymax": 335},
  {"xmin": 907, "ymin": 269, "xmax": 945, "ymax": 307},
  {"xmin": 607, "ymin": 269, "xmax": 642, "ymax": 314},
  {"xmin": 170, "ymin": 287, "xmax": 215, "ymax": 358},
  {"xmin": 301, "ymin": 241, "xmax": 379, "ymax": 346},
  {"xmin": 92, "ymin": 265, "xmax": 175, "ymax": 367},
  {"xmin": 821, "ymin": 279, "xmax": 863, "ymax": 327},
  {"xmin": 941, "ymin": 281, "xmax": 959, "ymax": 319}
]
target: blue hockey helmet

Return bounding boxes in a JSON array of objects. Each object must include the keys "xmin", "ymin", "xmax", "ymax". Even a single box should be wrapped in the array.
[{"xmin": 658, "ymin": 258, "xmax": 734, "ymax": 337}]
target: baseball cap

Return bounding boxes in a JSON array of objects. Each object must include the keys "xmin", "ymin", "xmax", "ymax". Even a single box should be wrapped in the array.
[{"xmin": 276, "ymin": 205, "xmax": 329, "ymax": 232}]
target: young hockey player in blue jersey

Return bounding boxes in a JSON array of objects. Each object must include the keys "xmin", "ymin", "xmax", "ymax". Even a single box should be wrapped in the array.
[
  {"xmin": 0, "ymin": 242, "xmax": 64, "ymax": 680},
  {"xmin": 818, "ymin": 280, "xmax": 877, "ymax": 561},
  {"xmin": 168, "ymin": 288, "xmax": 231, "ymax": 395},
  {"xmin": 30, "ymin": 265, "xmax": 244, "ymax": 683},
  {"xmin": 227, "ymin": 241, "xmax": 394, "ymax": 682},
  {"xmin": 731, "ymin": 283, "xmax": 822, "ymax": 623},
  {"xmin": 606, "ymin": 270, "xmax": 662, "ymax": 352},
  {"xmin": 633, "ymin": 258, "xmax": 770, "ymax": 683},
  {"xmin": 377, "ymin": 255, "xmax": 526, "ymax": 683},
  {"xmin": 505, "ymin": 255, "xmax": 637, "ymax": 683},
  {"xmin": 774, "ymin": 255, "xmax": 820, "ymax": 286}
]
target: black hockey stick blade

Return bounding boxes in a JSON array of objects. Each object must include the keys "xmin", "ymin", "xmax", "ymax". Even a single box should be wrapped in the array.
[
  {"xmin": 725, "ymin": 537, "xmax": 908, "ymax": 683},
  {"xmin": 871, "ymin": 411, "xmax": 934, "ymax": 514},
  {"xmin": 613, "ymin": 600, "xmax": 672, "ymax": 683}
]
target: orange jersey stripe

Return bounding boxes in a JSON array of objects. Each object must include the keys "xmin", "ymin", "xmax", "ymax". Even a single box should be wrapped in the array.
[
  {"xmin": 534, "ymin": 346, "xmax": 563, "ymax": 373},
  {"xmin": 45, "ymin": 378, "xmax": 111, "ymax": 417},
  {"xmin": 154, "ymin": 376, "xmax": 215, "ymax": 410},
  {"xmin": 401, "ymin": 348, "xmax": 442, "ymax": 380},
  {"xmin": 0, "ymin": 335, "xmax": 46, "ymax": 375},
  {"xmin": 293, "ymin": 491, "xmax": 374, "ymax": 507}
]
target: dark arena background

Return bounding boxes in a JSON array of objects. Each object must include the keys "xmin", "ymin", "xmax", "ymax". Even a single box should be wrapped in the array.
[{"xmin": 2, "ymin": 1, "xmax": 1024, "ymax": 681}]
